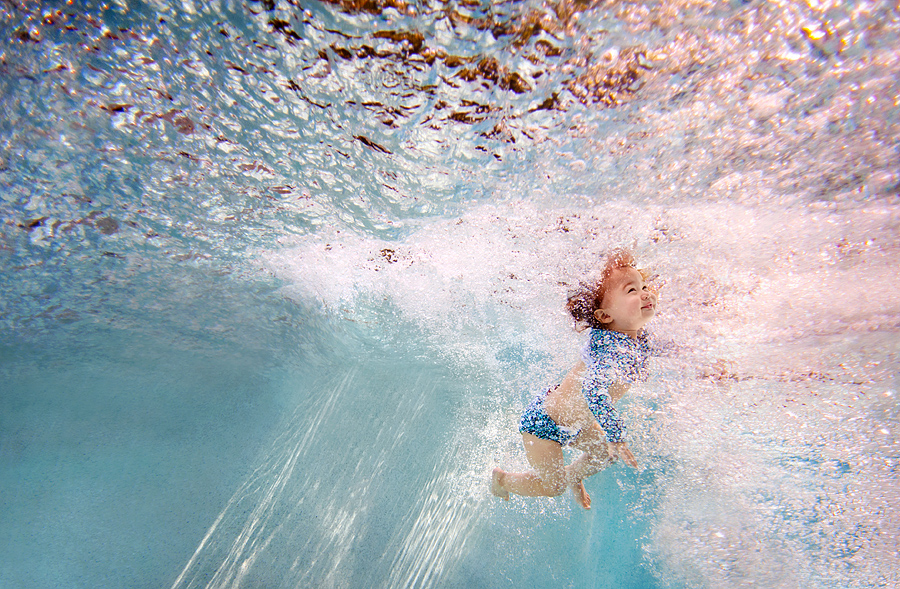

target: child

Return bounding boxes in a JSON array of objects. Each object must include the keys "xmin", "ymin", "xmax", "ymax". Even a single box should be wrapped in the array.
[{"xmin": 490, "ymin": 249, "xmax": 658, "ymax": 510}]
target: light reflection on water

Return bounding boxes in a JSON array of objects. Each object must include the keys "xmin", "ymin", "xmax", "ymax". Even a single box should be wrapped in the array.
[{"xmin": 0, "ymin": 0, "xmax": 898, "ymax": 587}]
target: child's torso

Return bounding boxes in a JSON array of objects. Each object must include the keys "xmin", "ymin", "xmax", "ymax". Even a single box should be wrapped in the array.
[{"xmin": 544, "ymin": 329, "xmax": 650, "ymax": 427}]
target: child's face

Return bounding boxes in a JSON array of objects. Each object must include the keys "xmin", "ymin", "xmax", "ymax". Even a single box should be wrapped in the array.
[{"xmin": 594, "ymin": 267, "xmax": 657, "ymax": 333}]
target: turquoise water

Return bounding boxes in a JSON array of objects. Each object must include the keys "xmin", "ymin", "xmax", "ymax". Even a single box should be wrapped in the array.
[{"xmin": 1, "ymin": 0, "xmax": 898, "ymax": 587}]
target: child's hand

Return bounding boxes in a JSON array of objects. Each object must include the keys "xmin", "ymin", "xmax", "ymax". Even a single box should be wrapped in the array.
[{"xmin": 607, "ymin": 441, "xmax": 638, "ymax": 469}]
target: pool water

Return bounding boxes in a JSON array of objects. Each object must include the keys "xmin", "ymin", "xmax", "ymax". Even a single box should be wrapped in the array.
[{"xmin": 1, "ymin": 0, "xmax": 898, "ymax": 587}]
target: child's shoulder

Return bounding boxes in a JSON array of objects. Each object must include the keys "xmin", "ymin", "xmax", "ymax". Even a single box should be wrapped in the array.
[{"xmin": 584, "ymin": 328, "xmax": 635, "ymax": 354}]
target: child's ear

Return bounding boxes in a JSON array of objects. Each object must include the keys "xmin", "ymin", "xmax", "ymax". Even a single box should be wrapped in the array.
[{"xmin": 593, "ymin": 308, "xmax": 612, "ymax": 324}]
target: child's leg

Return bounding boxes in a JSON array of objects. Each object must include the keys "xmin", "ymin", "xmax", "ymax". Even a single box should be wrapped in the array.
[
  {"xmin": 492, "ymin": 433, "xmax": 567, "ymax": 499},
  {"xmin": 567, "ymin": 451, "xmax": 613, "ymax": 486},
  {"xmin": 565, "ymin": 434, "xmax": 614, "ymax": 509},
  {"xmin": 570, "ymin": 428, "xmax": 615, "ymax": 483}
]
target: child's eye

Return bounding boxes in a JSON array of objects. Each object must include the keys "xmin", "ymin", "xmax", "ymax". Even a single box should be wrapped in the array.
[{"xmin": 642, "ymin": 285, "xmax": 649, "ymax": 291}]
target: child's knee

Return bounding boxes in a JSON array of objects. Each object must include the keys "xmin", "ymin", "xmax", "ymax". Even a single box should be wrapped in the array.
[
  {"xmin": 587, "ymin": 453, "xmax": 612, "ymax": 468},
  {"xmin": 547, "ymin": 479, "xmax": 567, "ymax": 496}
]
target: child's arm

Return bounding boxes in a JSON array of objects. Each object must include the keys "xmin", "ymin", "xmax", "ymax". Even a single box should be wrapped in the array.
[
  {"xmin": 581, "ymin": 377, "xmax": 640, "ymax": 467},
  {"xmin": 571, "ymin": 413, "xmax": 639, "ymax": 468},
  {"xmin": 584, "ymin": 388, "xmax": 627, "ymax": 443},
  {"xmin": 558, "ymin": 379, "xmax": 638, "ymax": 469}
]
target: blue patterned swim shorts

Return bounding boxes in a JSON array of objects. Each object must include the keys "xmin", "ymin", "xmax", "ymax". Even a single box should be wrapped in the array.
[{"xmin": 519, "ymin": 389, "xmax": 580, "ymax": 446}]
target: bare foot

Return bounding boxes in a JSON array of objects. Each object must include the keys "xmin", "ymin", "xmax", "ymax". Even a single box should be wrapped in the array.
[
  {"xmin": 490, "ymin": 467, "xmax": 510, "ymax": 501},
  {"xmin": 572, "ymin": 481, "xmax": 591, "ymax": 509}
]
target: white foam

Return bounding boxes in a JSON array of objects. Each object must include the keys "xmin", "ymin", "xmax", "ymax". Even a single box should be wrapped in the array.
[{"xmin": 264, "ymin": 197, "xmax": 898, "ymax": 367}]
